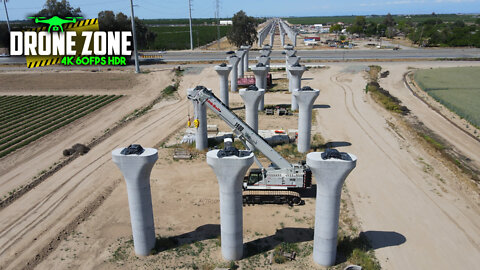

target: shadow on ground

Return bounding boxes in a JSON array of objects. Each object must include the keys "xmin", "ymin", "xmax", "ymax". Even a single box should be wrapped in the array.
[
  {"xmin": 152, "ymin": 224, "xmax": 220, "ymax": 254},
  {"xmin": 230, "ymin": 105, "xmax": 245, "ymax": 111},
  {"xmin": 313, "ymin": 104, "xmax": 331, "ymax": 109},
  {"xmin": 336, "ymin": 230, "xmax": 406, "ymax": 264},
  {"xmin": 324, "ymin": 141, "xmax": 352, "ymax": 148},
  {"xmin": 244, "ymin": 227, "xmax": 314, "ymax": 258},
  {"xmin": 151, "ymin": 223, "xmax": 406, "ymax": 266}
]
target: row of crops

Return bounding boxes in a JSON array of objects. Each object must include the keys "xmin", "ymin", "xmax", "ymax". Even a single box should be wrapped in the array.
[
  {"xmin": 0, "ymin": 95, "xmax": 123, "ymax": 158},
  {"xmin": 414, "ymin": 67, "xmax": 480, "ymax": 128}
]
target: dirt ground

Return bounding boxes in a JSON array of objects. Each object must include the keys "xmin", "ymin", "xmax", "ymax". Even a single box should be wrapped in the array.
[
  {"xmin": 0, "ymin": 68, "xmax": 176, "ymax": 199},
  {"xmin": 0, "ymin": 72, "xmax": 136, "ymax": 92},
  {"xmin": 0, "ymin": 61, "xmax": 479, "ymax": 269}
]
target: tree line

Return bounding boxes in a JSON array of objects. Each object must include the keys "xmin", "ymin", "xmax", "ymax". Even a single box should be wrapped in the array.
[{"xmin": 331, "ymin": 13, "xmax": 480, "ymax": 47}]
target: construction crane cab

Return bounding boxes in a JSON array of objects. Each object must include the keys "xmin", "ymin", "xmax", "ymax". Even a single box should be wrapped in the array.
[{"xmin": 244, "ymin": 168, "xmax": 263, "ymax": 186}]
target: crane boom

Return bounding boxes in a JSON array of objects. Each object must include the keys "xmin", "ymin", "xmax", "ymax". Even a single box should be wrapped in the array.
[{"xmin": 187, "ymin": 86, "xmax": 292, "ymax": 169}]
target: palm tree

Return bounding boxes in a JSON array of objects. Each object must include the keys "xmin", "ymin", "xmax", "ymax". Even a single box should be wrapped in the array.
[{"xmin": 2, "ymin": 0, "xmax": 10, "ymax": 32}]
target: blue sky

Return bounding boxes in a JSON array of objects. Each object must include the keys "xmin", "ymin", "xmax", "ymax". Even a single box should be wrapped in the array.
[{"xmin": 2, "ymin": 0, "xmax": 479, "ymax": 20}]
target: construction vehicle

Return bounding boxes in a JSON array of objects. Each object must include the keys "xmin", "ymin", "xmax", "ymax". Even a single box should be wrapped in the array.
[{"xmin": 187, "ymin": 86, "xmax": 312, "ymax": 206}]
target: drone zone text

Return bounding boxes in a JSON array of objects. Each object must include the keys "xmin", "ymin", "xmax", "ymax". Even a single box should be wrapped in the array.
[{"xmin": 10, "ymin": 31, "xmax": 133, "ymax": 56}]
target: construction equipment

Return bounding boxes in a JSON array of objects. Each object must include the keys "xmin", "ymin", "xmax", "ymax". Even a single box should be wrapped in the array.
[{"xmin": 187, "ymin": 86, "xmax": 312, "ymax": 206}]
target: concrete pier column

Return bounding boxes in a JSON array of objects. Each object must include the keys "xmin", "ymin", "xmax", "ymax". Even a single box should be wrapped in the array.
[
  {"xmin": 251, "ymin": 64, "xmax": 268, "ymax": 111},
  {"xmin": 293, "ymin": 87, "xmax": 319, "ymax": 153},
  {"xmin": 207, "ymin": 148, "xmax": 254, "ymax": 261},
  {"xmin": 112, "ymin": 145, "xmax": 158, "ymax": 256},
  {"xmin": 307, "ymin": 150, "xmax": 357, "ymax": 266},
  {"xmin": 215, "ymin": 63, "xmax": 233, "ymax": 106},
  {"xmin": 284, "ymin": 45, "xmax": 295, "ymax": 54},
  {"xmin": 236, "ymin": 49, "xmax": 246, "ymax": 78},
  {"xmin": 188, "ymin": 87, "xmax": 208, "ymax": 150},
  {"xmin": 228, "ymin": 55, "xmax": 241, "ymax": 92},
  {"xmin": 240, "ymin": 85, "xmax": 265, "ymax": 133},
  {"xmin": 284, "ymin": 45, "xmax": 295, "ymax": 80},
  {"xmin": 257, "ymin": 55, "xmax": 270, "ymax": 67},
  {"xmin": 287, "ymin": 55, "xmax": 300, "ymax": 67},
  {"xmin": 260, "ymin": 48, "xmax": 271, "ymax": 58},
  {"xmin": 288, "ymin": 64, "xmax": 306, "ymax": 111},
  {"xmin": 240, "ymin": 45, "xmax": 251, "ymax": 73},
  {"xmin": 286, "ymin": 55, "xmax": 300, "ymax": 91},
  {"xmin": 269, "ymin": 32, "xmax": 275, "ymax": 46}
]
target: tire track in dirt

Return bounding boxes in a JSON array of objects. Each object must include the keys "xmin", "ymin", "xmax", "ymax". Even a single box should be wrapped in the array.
[
  {"xmin": 0, "ymin": 100, "xmax": 188, "ymax": 268},
  {"xmin": 330, "ymin": 72, "xmax": 480, "ymax": 252}
]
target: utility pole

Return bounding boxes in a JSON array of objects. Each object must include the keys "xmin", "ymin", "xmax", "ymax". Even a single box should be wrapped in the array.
[
  {"xmin": 216, "ymin": 0, "xmax": 220, "ymax": 49},
  {"xmin": 2, "ymin": 0, "xmax": 11, "ymax": 33},
  {"xmin": 130, "ymin": 0, "xmax": 140, "ymax": 73},
  {"xmin": 188, "ymin": 0, "xmax": 193, "ymax": 50}
]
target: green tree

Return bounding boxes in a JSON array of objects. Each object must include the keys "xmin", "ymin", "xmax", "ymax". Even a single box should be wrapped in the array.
[
  {"xmin": 98, "ymin": 10, "xmax": 129, "ymax": 31},
  {"xmin": 354, "ymin": 16, "xmax": 366, "ymax": 28},
  {"xmin": 227, "ymin": 10, "xmax": 258, "ymax": 47},
  {"xmin": 330, "ymin": 24, "xmax": 342, "ymax": 33},
  {"xmin": 365, "ymin": 22, "xmax": 378, "ymax": 36},
  {"xmin": 383, "ymin": 13, "xmax": 396, "ymax": 27},
  {"xmin": 98, "ymin": 11, "xmax": 156, "ymax": 50},
  {"xmin": 385, "ymin": 27, "xmax": 396, "ymax": 38},
  {"xmin": 377, "ymin": 23, "xmax": 387, "ymax": 36},
  {"xmin": 347, "ymin": 16, "xmax": 367, "ymax": 35},
  {"xmin": 32, "ymin": 0, "xmax": 82, "ymax": 18}
]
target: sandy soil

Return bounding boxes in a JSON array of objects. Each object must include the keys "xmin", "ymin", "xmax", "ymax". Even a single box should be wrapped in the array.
[
  {"xmin": 308, "ymin": 63, "xmax": 480, "ymax": 269},
  {"xmin": 0, "ymin": 61, "xmax": 479, "ymax": 269},
  {"xmin": 0, "ymin": 69, "xmax": 175, "ymax": 199},
  {"xmin": 0, "ymin": 72, "xmax": 136, "ymax": 92}
]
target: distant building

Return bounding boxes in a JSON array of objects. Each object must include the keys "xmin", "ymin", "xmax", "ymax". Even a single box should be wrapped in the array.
[
  {"xmin": 314, "ymin": 24, "xmax": 330, "ymax": 33},
  {"xmin": 220, "ymin": 20, "xmax": 233, "ymax": 25}
]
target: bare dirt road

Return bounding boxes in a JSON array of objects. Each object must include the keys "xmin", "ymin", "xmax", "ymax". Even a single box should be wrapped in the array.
[
  {"xmin": 0, "ymin": 68, "xmax": 185, "ymax": 268},
  {"xmin": 0, "ymin": 69, "xmax": 173, "ymax": 199},
  {"xmin": 308, "ymin": 64, "xmax": 480, "ymax": 269}
]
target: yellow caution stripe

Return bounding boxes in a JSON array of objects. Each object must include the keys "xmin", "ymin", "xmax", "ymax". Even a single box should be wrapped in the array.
[{"xmin": 140, "ymin": 55, "xmax": 163, "ymax": 59}]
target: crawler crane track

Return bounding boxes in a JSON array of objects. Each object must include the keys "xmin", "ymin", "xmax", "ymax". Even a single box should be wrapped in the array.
[{"xmin": 243, "ymin": 190, "xmax": 304, "ymax": 206}]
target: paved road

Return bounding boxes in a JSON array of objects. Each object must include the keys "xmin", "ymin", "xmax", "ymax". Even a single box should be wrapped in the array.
[
  {"xmin": 1, "ymin": 48, "xmax": 479, "ymax": 65},
  {"xmin": 155, "ymin": 48, "xmax": 480, "ymax": 62}
]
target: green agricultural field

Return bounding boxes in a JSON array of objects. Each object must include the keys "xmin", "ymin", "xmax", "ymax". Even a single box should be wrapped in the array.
[
  {"xmin": 0, "ymin": 95, "xmax": 122, "ymax": 158},
  {"xmin": 414, "ymin": 67, "xmax": 480, "ymax": 127},
  {"xmin": 148, "ymin": 25, "xmax": 231, "ymax": 50}
]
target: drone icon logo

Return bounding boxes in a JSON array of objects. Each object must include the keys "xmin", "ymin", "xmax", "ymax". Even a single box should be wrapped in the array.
[{"xmin": 28, "ymin": 16, "xmax": 83, "ymax": 32}]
